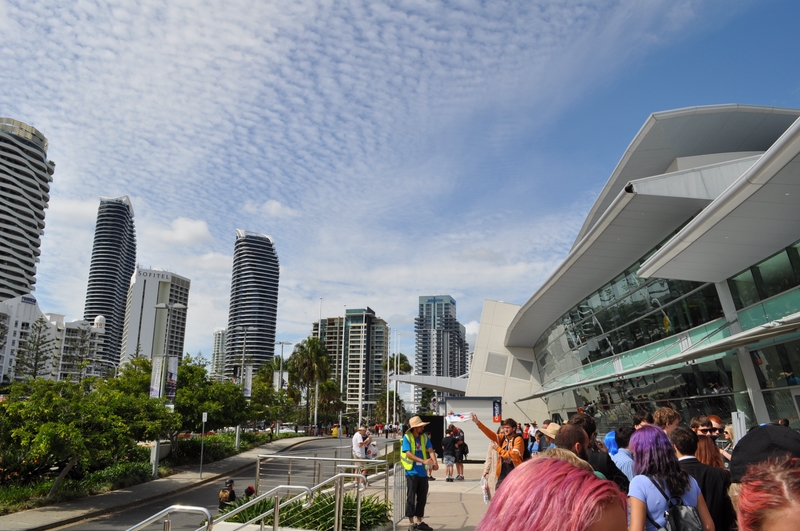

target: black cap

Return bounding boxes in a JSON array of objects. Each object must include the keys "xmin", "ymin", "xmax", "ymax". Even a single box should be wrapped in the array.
[
  {"xmin": 730, "ymin": 424, "xmax": 800, "ymax": 482},
  {"xmin": 225, "ymin": 479, "xmax": 235, "ymax": 486}
]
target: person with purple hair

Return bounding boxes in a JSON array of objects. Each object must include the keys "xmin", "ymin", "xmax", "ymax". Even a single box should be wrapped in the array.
[
  {"xmin": 628, "ymin": 425, "xmax": 715, "ymax": 531},
  {"xmin": 475, "ymin": 457, "xmax": 627, "ymax": 531}
]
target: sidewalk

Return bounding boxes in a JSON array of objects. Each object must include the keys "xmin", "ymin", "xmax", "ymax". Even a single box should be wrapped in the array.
[
  {"xmin": 0, "ymin": 436, "xmax": 315, "ymax": 531},
  {"xmin": 408, "ymin": 462, "xmax": 488, "ymax": 531},
  {"xmin": 0, "ymin": 438, "xmax": 489, "ymax": 531}
]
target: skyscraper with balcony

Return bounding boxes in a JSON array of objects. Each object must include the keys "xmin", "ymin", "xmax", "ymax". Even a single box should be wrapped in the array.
[
  {"xmin": 414, "ymin": 295, "xmax": 469, "ymax": 404},
  {"xmin": 120, "ymin": 266, "xmax": 190, "ymax": 365},
  {"xmin": 225, "ymin": 230, "xmax": 279, "ymax": 379},
  {"xmin": 83, "ymin": 196, "xmax": 136, "ymax": 365},
  {"xmin": 210, "ymin": 328, "xmax": 226, "ymax": 382},
  {"xmin": 313, "ymin": 307, "xmax": 389, "ymax": 414},
  {"xmin": 0, "ymin": 118, "xmax": 55, "ymax": 301}
]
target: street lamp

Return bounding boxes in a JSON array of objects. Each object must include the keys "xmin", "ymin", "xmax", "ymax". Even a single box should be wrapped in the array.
[
  {"xmin": 151, "ymin": 302, "xmax": 186, "ymax": 478},
  {"xmin": 275, "ymin": 341, "xmax": 291, "ymax": 392}
]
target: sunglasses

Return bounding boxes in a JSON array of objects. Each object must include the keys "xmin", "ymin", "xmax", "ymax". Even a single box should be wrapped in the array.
[{"xmin": 698, "ymin": 427, "xmax": 720, "ymax": 434}]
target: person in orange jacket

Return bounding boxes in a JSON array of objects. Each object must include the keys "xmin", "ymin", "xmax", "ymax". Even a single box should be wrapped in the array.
[{"xmin": 471, "ymin": 412, "xmax": 524, "ymax": 489}]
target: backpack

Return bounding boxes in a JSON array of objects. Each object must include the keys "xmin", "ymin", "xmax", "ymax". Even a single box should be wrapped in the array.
[
  {"xmin": 219, "ymin": 489, "xmax": 231, "ymax": 504},
  {"xmin": 645, "ymin": 476, "xmax": 703, "ymax": 531},
  {"xmin": 513, "ymin": 435, "xmax": 532, "ymax": 461}
]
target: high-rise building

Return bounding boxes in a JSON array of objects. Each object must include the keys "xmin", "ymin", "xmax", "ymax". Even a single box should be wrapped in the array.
[
  {"xmin": 225, "ymin": 230, "xmax": 279, "ymax": 379},
  {"xmin": 210, "ymin": 328, "xmax": 226, "ymax": 381},
  {"xmin": 313, "ymin": 307, "xmax": 389, "ymax": 414},
  {"xmin": 0, "ymin": 295, "xmax": 105, "ymax": 383},
  {"xmin": 83, "ymin": 196, "xmax": 136, "ymax": 366},
  {"xmin": 0, "ymin": 118, "xmax": 55, "ymax": 301},
  {"xmin": 414, "ymin": 295, "xmax": 469, "ymax": 404},
  {"xmin": 120, "ymin": 267, "xmax": 190, "ymax": 366}
]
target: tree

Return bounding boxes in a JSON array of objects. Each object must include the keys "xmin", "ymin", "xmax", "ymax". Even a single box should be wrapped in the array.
[
  {"xmin": 316, "ymin": 380, "xmax": 345, "ymax": 423},
  {"xmin": 0, "ymin": 377, "xmax": 177, "ymax": 498},
  {"xmin": 286, "ymin": 337, "xmax": 331, "ymax": 427},
  {"xmin": 374, "ymin": 389, "xmax": 406, "ymax": 424},
  {"xmin": 417, "ymin": 388, "xmax": 436, "ymax": 415},
  {"xmin": 15, "ymin": 317, "xmax": 57, "ymax": 380},
  {"xmin": 382, "ymin": 353, "xmax": 412, "ymax": 375}
]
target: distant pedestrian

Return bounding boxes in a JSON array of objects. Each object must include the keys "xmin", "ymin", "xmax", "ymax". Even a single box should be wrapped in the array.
[{"xmin": 219, "ymin": 478, "xmax": 236, "ymax": 510}]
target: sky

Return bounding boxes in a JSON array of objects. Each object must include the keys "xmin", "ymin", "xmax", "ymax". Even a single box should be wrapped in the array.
[{"xmin": 3, "ymin": 1, "xmax": 800, "ymax": 399}]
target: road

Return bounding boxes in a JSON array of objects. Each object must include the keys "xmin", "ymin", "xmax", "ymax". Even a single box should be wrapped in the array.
[{"xmin": 54, "ymin": 438, "xmax": 355, "ymax": 531}]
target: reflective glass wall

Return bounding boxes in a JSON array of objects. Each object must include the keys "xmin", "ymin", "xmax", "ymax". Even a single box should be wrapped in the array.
[{"xmin": 534, "ymin": 250, "xmax": 724, "ymax": 383}]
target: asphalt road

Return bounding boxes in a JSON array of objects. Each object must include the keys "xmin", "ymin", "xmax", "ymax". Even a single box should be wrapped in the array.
[{"xmin": 54, "ymin": 438, "xmax": 353, "ymax": 531}]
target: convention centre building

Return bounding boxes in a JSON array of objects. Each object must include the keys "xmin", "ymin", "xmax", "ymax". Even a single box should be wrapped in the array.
[{"xmin": 465, "ymin": 104, "xmax": 800, "ymax": 432}]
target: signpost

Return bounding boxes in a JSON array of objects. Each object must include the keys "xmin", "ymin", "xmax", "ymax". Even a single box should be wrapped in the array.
[{"xmin": 200, "ymin": 412, "xmax": 207, "ymax": 479}]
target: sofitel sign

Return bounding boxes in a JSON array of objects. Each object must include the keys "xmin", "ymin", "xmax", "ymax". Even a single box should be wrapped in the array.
[{"xmin": 137, "ymin": 270, "xmax": 172, "ymax": 281}]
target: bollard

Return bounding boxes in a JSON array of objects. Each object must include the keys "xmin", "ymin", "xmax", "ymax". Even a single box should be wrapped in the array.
[
  {"xmin": 273, "ymin": 494, "xmax": 281, "ymax": 531},
  {"xmin": 163, "ymin": 518, "xmax": 172, "ymax": 531}
]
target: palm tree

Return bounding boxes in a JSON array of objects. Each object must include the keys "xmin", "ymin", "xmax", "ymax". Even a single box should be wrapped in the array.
[
  {"xmin": 382, "ymin": 353, "xmax": 412, "ymax": 424},
  {"xmin": 287, "ymin": 337, "xmax": 331, "ymax": 427}
]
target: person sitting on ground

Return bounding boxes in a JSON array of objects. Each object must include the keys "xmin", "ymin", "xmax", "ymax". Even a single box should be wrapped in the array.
[
  {"xmin": 736, "ymin": 455, "xmax": 800, "ymax": 531},
  {"xmin": 472, "ymin": 413, "xmax": 524, "ymax": 489},
  {"xmin": 476, "ymin": 457, "xmax": 627, "ymax": 531},
  {"xmin": 628, "ymin": 425, "xmax": 714, "ymax": 531},
  {"xmin": 219, "ymin": 478, "xmax": 236, "ymax": 510}
]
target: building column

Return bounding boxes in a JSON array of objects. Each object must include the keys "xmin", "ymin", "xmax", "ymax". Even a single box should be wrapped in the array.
[{"xmin": 715, "ymin": 281, "xmax": 771, "ymax": 425}]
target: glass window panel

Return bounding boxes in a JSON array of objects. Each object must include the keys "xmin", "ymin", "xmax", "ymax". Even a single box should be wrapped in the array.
[
  {"xmin": 754, "ymin": 250, "xmax": 798, "ymax": 300},
  {"xmin": 729, "ymin": 269, "xmax": 760, "ymax": 309},
  {"xmin": 750, "ymin": 339, "xmax": 800, "ymax": 390},
  {"xmin": 762, "ymin": 389, "xmax": 800, "ymax": 429}
]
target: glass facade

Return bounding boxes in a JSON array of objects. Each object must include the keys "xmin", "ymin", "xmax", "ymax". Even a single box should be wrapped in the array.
[
  {"xmin": 729, "ymin": 239, "xmax": 800, "ymax": 310},
  {"xmin": 534, "ymin": 245, "xmax": 724, "ymax": 383},
  {"xmin": 559, "ymin": 354, "xmax": 754, "ymax": 434}
]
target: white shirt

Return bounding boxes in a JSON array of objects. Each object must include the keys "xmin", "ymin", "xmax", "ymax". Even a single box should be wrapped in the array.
[{"xmin": 352, "ymin": 432, "xmax": 367, "ymax": 457}]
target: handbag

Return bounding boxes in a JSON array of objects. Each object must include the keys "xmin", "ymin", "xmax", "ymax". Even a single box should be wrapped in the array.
[{"xmin": 645, "ymin": 476, "xmax": 703, "ymax": 531}]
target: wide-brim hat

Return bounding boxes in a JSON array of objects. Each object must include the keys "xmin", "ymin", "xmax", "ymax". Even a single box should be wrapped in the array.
[
  {"xmin": 408, "ymin": 416, "xmax": 430, "ymax": 429},
  {"xmin": 730, "ymin": 424, "xmax": 800, "ymax": 482},
  {"xmin": 542, "ymin": 423, "xmax": 561, "ymax": 440}
]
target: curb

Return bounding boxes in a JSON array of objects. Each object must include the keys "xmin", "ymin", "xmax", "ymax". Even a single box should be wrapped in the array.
[{"xmin": 14, "ymin": 438, "xmax": 316, "ymax": 531}]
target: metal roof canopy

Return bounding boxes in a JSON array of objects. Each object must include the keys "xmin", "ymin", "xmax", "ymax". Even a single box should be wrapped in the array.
[
  {"xmin": 516, "ymin": 311, "xmax": 800, "ymax": 402},
  {"xmin": 577, "ymin": 105, "xmax": 800, "ymax": 246},
  {"xmin": 638, "ymin": 116, "xmax": 800, "ymax": 283},
  {"xmin": 506, "ymin": 105, "xmax": 800, "ymax": 350}
]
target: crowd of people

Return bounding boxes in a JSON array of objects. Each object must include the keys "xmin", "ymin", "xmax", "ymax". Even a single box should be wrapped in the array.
[{"xmin": 471, "ymin": 408, "xmax": 800, "ymax": 531}]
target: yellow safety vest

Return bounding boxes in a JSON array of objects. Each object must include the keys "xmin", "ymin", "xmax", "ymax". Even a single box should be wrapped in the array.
[{"xmin": 401, "ymin": 432, "xmax": 428, "ymax": 471}]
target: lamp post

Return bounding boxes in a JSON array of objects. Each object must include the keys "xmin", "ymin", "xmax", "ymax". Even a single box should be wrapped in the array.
[
  {"xmin": 275, "ymin": 341, "xmax": 291, "ymax": 391},
  {"xmin": 151, "ymin": 301, "xmax": 187, "ymax": 479}
]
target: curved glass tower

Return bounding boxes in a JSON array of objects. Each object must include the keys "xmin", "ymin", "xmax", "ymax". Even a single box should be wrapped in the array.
[
  {"xmin": 225, "ymin": 229, "xmax": 279, "ymax": 379},
  {"xmin": 0, "ymin": 118, "xmax": 55, "ymax": 301},
  {"xmin": 83, "ymin": 196, "xmax": 136, "ymax": 364}
]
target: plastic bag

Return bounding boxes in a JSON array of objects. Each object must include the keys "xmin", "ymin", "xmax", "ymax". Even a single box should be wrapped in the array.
[{"xmin": 480, "ymin": 477, "xmax": 490, "ymax": 504}]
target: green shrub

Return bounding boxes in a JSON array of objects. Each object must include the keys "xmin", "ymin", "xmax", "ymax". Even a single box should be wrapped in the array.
[
  {"xmin": 221, "ymin": 492, "xmax": 391, "ymax": 531},
  {"xmin": 80, "ymin": 462, "xmax": 153, "ymax": 493}
]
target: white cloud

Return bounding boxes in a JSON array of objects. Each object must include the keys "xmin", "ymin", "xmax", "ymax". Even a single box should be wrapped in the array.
[{"xmin": 0, "ymin": 0, "xmax": 746, "ymax": 358}]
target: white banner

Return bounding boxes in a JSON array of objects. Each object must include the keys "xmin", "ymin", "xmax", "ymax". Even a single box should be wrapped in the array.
[
  {"xmin": 273, "ymin": 372, "xmax": 287, "ymax": 391},
  {"xmin": 166, "ymin": 356, "xmax": 178, "ymax": 402},
  {"xmin": 149, "ymin": 356, "xmax": 163, "ymax": 398},
  {"xmin": 244, "ymin": 365, "xmax": 253, "ymax": 398}
]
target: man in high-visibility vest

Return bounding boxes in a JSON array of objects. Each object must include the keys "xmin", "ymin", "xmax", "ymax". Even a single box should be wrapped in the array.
[{"xmin": 401, "ymin": 416, "xmax": 438, "ymax": 531}]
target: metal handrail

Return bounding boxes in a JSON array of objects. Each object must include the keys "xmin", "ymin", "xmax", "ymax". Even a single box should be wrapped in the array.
[
  {"xmin": 125, "ymin": 505, "xmax": 214, "ymax": 531},
  {"xmin": 207, "ymin": 484, "xmax": 313, "ymax": 531}
]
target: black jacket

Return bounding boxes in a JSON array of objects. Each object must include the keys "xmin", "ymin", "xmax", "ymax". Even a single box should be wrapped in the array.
[
  {"xmin": 588, "ymin": 448, "xmax": 629, "ymax": 492},
  {"xmin": 679, "ymin": 457, "xmax": 735, "ymax": 531}
]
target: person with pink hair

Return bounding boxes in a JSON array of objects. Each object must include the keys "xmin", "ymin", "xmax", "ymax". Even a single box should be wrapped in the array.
[
  {"xmin": 475, "ymin": 457, "xmax": 627, "ymax": 531},
  {"xmin": 737, "ymin": 455, "xmax": 800, "ymax": 531}
]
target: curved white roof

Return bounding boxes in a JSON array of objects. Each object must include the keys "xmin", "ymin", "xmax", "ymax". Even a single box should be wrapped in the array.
[{"xmin": 507, "ymin": 104, "xmax": 800, "ymax": 349}]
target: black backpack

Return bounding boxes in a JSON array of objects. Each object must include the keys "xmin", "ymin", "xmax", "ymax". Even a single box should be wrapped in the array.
[
  {"xmin": 511, "ymin": 435, "xmax": 532, "ymax": 461},
  {"xmin": 645, "ymin": 476, "xmax": 703, "ymax": 531}
]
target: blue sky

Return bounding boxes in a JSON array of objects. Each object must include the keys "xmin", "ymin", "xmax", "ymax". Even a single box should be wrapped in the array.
[{"xmin": 2, "ymin": 0, "xmax": 799, "ymax": 377}]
